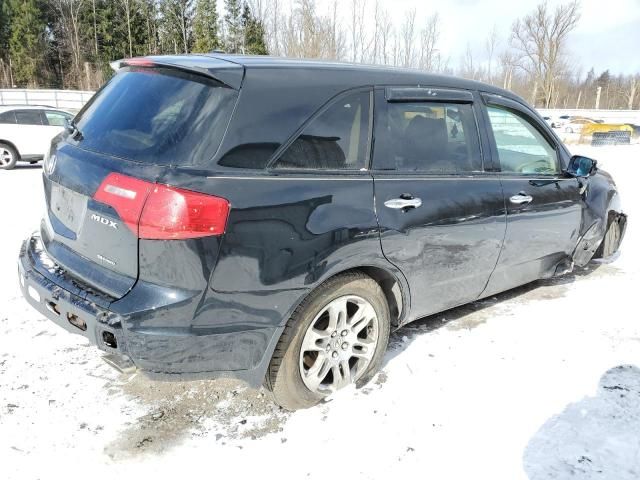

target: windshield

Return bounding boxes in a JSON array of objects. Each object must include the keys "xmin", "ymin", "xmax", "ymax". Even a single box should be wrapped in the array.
[{"xmin": 75, "ymin": 67, "xmax": 238, "ymax": 166}]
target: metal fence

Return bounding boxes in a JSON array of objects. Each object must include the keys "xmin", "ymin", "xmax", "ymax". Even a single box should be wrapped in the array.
[{"xmin": 0, "ymin": 89, "xmax": 95, "ymax": 112}]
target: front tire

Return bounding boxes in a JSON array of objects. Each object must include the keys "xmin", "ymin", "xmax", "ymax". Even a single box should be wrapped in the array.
[
  {"xmin": 267, "ymin": 272, "xmax": 390, "ymax": 410},
  {"xmin": 0, "ymin": 142, "xmax": 18, "ymax": 170},
  {"xmin": 595, "ymin": 216, "xmax": 622, "ymax": 259}
]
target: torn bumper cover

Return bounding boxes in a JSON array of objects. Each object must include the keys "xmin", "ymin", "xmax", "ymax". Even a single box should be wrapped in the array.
[{"xmin": 18, "ymin": 234, "xmax": 282, "ymax": 386}]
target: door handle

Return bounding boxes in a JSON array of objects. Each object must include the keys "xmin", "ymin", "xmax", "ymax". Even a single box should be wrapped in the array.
[
  {"xmin": 384, "ymin": 197, "xmax": 423, "ymax": 210},
  {"xmin": 509, "ymin": 192, "xmax": 533, "ymax": 205}
]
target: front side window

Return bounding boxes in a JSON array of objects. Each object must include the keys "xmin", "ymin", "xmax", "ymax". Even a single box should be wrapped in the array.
[
  {"xmin": 273, "ymin": 90, "xmax": 371, "ymax": 170},
  {"xmin": 45, "ymin": 111, "xmax": 71, "ymax": 126},
  {"xmin": 373, "ymin": 101, "xmax": 482, "ymax": 173},
  {"xmin": 487, "ymin": 106, "xmax": 559, "ymax": 175},
  {"xmin": 15, "ymin": 110, "xmax": 43, "ymax": 125}
]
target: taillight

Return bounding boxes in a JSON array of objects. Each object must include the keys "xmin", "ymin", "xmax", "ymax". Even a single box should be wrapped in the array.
[
  {"xmin": 139, "ymin": 184, "xmax": 229, "ymax": 239},
  {"xmin": 93, "ymin": 173, "xmax": 152, "ymax": 235},
  {"xmin": 94, "ymin": 173, "xmax": 230, "ymax": 240}
]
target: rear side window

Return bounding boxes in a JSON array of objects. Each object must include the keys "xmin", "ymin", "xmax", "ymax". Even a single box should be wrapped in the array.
[
  {"xmin": 373, "ymin": 102, "xmax": 482, "ymax": 173},
  {"xmin": 15, "ymin": 110, "xmax": 43, "ymax": 125},
  {"xmin": 0, "ymin": 111, "xmax": 16, "ymax": 124},
  {"xmin": 486, "ymin": 106, "xmax": 559, "ymax": 175},
  {"xmin": 273, "ymin": 90, "xmax": 371, "ymax": 170},
  {"xmin": 75, "ymin": 68, "xmax": 238, "ymax": 166}
]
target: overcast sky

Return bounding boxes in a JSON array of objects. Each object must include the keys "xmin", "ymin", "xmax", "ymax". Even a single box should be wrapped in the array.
[{"xmin": 314, "ymin": 0, "xmax": 640, "ymax": 75}]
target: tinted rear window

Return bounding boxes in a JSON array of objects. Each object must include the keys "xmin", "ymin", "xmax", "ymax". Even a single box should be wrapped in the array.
[
  {"xmin": 75, "ymin": 68, "xmax": 238, "ymax": 166},
  {"xmin": 373, "ymin": 101, "xmax": 482, "ymax": 173},
  {"xmin": 0, "ymin": 111, "xmax": 16, "ymax": 124},
  {"xmin": 274, "ymin": 90, "xmax": 371, "ymax": 170}
]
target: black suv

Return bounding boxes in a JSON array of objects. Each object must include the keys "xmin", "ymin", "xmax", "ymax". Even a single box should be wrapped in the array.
[{"xmin": 18, "ymin": 55, "xmax": 626, "ymax": 409}]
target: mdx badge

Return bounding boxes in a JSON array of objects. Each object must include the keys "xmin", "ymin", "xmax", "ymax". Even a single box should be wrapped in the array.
[{"xmin": 90, "ymin": 214, "xmax": 118, "ymax": 229}]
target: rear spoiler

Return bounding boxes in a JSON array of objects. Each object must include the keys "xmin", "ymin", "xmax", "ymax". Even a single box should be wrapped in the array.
[{"xmin": 116, "ymin": 56, "xmax": 244, "ymax": 90}]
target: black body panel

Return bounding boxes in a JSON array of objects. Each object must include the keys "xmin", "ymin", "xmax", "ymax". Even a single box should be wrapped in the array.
[
  {"xmin": 482, "ymin": 176, "xmax": 582, "ymax": 296},
  {"xmin": 374, "ymin": 175, "xmax": 505, "ymax": 318}
]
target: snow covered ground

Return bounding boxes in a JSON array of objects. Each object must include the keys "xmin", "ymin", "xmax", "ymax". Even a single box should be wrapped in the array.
[{"xmin": 1, "ymin": 145, "xmax": 639, "ymax": 480}]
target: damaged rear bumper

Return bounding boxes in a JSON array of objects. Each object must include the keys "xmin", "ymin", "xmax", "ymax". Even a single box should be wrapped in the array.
[{"xmin": 18, "ymin": 234, "xmax": 283, "ymax": 387}]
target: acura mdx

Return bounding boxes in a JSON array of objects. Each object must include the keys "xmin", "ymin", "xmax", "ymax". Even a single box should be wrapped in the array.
[{"xmin": 18, "ymin": 55, "xmax": 626, "ymax": 409}]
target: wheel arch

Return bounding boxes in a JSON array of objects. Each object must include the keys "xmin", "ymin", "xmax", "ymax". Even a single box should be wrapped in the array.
[
  {"xmin": 0, "ymin": 139, "xmax": 21, "ymax": 158},
  {"xmin": 304, "ymin": 263, "xmax": 410, "ymax": 328}
]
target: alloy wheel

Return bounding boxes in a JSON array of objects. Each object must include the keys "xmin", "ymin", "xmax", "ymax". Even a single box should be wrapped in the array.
[
  {"xmin": 0, "ymin": 147, "xmax": 13, "ymax": 167},
  {"xmin": 299, "ymin": 295, "xmax": 379, "ymax": 394}
]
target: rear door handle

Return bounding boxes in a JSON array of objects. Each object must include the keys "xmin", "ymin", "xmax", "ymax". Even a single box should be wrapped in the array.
[
  {"xmin": 509, "ymin": 192, "xmax": 533, "ymax": 205},
  {"xmin": 384, "ymin": 197, "xmax": 422, "ymax": 210}
]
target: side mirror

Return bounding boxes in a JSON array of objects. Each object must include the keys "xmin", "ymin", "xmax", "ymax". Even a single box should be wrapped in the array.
[{"xmin": 566, "ymin": 155, "xmax": 597, "ymax": 177}]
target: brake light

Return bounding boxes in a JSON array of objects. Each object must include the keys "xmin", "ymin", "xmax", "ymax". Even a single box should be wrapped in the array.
[
  {"xmin": 94, "ymin": 173, "xmax": 230, "ymax": 240},
  {"xmin": 140, "ymin": 184, "xmax": 230, "ymax": 239},
  {"xmin": 94, "ymin": 173, "xmax": 152, "ymax": 235},
  {"xmin": 123, "ymin": 57, "xmax": 156, "ymax": 68}
]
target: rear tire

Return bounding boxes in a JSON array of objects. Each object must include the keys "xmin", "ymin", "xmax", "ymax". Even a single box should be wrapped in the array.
[
  {"xmin": 267, "ymin": 272, "xmax": 390, "ymax": 410},
  {"xmin": 0, "ymin": 142, "xmax": 18, "ymax": 170}
]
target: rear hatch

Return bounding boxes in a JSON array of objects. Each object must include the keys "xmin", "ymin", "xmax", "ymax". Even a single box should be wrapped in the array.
[{"xmin": 40, "ymin": 58, "xmax": 241, "ymax": 299}]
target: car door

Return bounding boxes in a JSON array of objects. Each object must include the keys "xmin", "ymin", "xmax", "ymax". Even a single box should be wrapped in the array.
[
  {"xmin": 372, "ymin": 88, "xmax": 506, "ymax": 319},
  {"xmin": 479, "ymin": 94, "xmax": 582, "ymax": 297},
  {"xmin": 13, "ymin": 109, "xmax": 45, "ymax": 157}
]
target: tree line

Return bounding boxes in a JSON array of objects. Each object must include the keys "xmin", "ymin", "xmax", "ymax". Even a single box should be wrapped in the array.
[
  {"xmin": 0, "ymin": 0, "xmax": 638, "ymax": 110},
  {"xmin": 0, "ymin": 0, "xmax": 267, "ymax": 90}
]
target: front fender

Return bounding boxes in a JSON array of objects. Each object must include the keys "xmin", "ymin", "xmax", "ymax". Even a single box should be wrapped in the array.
[{"xmin": 573, "ymin": 170, "xmax": 625, "ymax": 266}]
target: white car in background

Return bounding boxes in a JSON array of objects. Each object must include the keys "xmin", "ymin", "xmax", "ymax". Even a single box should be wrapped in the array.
[
  {"xmin": 0, "ymin": 105, "xmax": 74, "ymax": 170},
  {"xmin": 550, "ymin": 114, "xmax": 571, "ymax": 129}
]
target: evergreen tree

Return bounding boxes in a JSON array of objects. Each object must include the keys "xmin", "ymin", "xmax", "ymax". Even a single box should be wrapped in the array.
[
  {"xmin": 597, "ymin": 70, "xmax": 611, "ymax": 88},
  {"xmin": 224, "ymin": 0, "xmax": 242, "ymax": 53},
  {"xmin": 241, "ymin": 3, "xmax": 267, "ymax": 55},
  {"xmin": 0, "ymin": 0, "xmax": 10, "ymax": 55},
  {"xmin": 0, "ymin": 0, "xmax": 12, "ymax": 86},
  {"xmin": 8, "ymin": 0, "xmax": 46, "ymax": 87},
  {"xmin": 89, "ymin": 1, "xmax": 130, "ymax": 82},
  {"xmin": 193, "ymin": 0, "xmax": 220, "ymax": 53}
]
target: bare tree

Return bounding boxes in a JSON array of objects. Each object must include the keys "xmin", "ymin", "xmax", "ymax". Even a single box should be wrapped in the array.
[
  {"xmin": 281, "ymin": 0, "xmax": 345, "ymax": 60},
  {"xmin": 327, "ymin": 0, "xmax": 346, "ymax": 60},
  {"xmin": 377, "ymin": 5, "xmax": 393, "ymax": 65},
  {"xmin": 349, "ymin": 0, "xmax": 369, "ymax": 63},
  {"xmin": 53, "ymin": 0, "xmax": 86, "ymax": 88},
  {"xmin": 118, "ymin": 0, "xmax": 135, "ymax": 58},
  {"xmin": 627, "ymin": 76, "xmax": 637, "ymax": 110},
  {"xmin": 392, "ymin": 29, "xmax": 400, "ymax": 66},
  {"xmin": 418, "ymin": 13, "xmax": 439, "ymax": 71},
  {"xmin": 460, "ymin": 43, "xmax": 484, "ymax": 80},
  {"xmin": 485, "ymin": 25, "xmax": 498, "ymax": 84},
  {"xmin": 400, "ymin": 8, "xmax": 415, "ymax": 68},
  {"xmin": 371, "ymin": 0, "xmax": 380, "ymax": 63},
  {"xmin": 510, "ymin": 0, "xmax": 580, "ymax": 107},
  {"xmin": 499, "ymin": 50, "xmax": 517, "ymax": 90}
]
